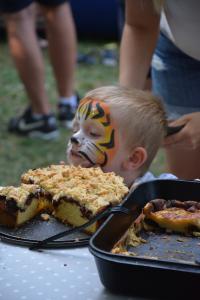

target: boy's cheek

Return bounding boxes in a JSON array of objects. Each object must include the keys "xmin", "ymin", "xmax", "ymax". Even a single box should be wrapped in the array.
[
  {"xmin": 101, "ymin": 153, "xmax": 117, "ymax": 172},
  {"xmin": 102, "ymin": 147, "xmax": 126, "ymax": 174},
  {"xmin": 102, "ymin": 161, "xmax": 119, "ymax": 175}
]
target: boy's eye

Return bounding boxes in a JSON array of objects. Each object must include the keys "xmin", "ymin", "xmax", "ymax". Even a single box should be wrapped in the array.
[{"xmin": 89, "ymin": 132, "xmax": 101, "ymax": 138}]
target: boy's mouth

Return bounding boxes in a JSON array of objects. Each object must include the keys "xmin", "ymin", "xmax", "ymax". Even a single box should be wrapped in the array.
[
  {"xmin": 70, "ymin": 150, "xmax": 83, "ymax": 158},
  {"xmin": 78, "ymin": 151, "xmax": 95, "ymax": 166},
  {"xmin": 69, "ymin": 149, "xmax": 94, "ymax": 168}
]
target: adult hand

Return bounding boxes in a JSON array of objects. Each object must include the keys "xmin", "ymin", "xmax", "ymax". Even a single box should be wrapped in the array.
[{"xmin": 163, "ymin": 112, "xmax": 200, "ymax": 150}]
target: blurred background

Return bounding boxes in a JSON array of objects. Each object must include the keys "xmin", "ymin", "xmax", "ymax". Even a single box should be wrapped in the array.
[{"xmin": 0, "ymin": 0, "xmax": 165, "ymax": 186}]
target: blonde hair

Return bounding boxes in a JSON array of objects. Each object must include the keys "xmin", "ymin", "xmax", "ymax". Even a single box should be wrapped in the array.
[
  {"xmin": 152, "ymin": 0, "xmax": 164, "ymax": 13},
  {"xmin": 85, "ymin": 85, "xmax": 167, "ymax": 173}
]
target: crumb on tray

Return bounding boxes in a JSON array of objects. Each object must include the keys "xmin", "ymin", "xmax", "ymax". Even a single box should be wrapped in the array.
[{"xmin": 40, "ymin": 213, "xmax": 50, "ymax": 221}]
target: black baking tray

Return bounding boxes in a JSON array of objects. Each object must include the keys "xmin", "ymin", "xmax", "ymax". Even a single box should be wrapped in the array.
[{"xmin": 89, "ymin": 179, "xmax": 200, "ymax": 298}]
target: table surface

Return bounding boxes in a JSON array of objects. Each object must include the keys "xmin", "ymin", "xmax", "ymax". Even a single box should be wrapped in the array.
[{"xmin": 0, "ymin": 241, "xmax": 152, "ymax": 300}]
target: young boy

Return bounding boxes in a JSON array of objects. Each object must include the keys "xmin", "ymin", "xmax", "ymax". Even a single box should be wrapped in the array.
[{"xmin": 67, "ymin": 85, "xmax": 176, "ymax": 188}]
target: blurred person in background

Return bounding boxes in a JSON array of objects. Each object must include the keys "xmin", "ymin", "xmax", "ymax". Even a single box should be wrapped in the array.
[
  {"xmin": 0, "ymin": 0, "xmax": 78, "ymax": 139},
  {"xmin": 119, "ymin": 0, "xmax": 200, "ymax": 180}
]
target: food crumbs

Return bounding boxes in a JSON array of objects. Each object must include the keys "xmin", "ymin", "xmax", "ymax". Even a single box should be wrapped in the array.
[
  {"xmin": 176, "ymin": 238, "xmax": 186, "ymax": 242},
  {"xmin": 40, "ymin": 213, "xmax": 50, "ymax": 221}
]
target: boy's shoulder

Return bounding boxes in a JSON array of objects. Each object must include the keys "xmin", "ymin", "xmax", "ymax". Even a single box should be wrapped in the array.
[
  {"xmin": 140, "ymin": 171, "xmax": 177, "ymax": 183},
  {"xmin": 130, "ymin": 171, "xmax": 177, "ymax": 191}
]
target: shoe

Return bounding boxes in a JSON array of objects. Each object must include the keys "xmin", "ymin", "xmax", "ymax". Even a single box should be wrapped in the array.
[
  {"xmin": 58, "ymin": 93, "xmax": 80, "ymax": 129},
  {"xmin": 8, "ymin": 107, "xmax": 59, "ymax": 140},
  {"xmin": 77, "ymin": 52, "xmax": 97, "ymax": 65},
  {"xmin": 101, "ymin": 49, "xmax": 118, "ymax": 67}
]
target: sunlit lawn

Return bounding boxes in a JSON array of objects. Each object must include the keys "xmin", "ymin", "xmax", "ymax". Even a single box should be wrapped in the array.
[{"xmin": 0, "ymin": 40, "xmax": 166, "ymax": 186}]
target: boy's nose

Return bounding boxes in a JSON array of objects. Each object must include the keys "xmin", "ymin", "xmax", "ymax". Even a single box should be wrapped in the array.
[{"xmin": 70, "ymin": 136, "xmax": 79, "ymax": 145}]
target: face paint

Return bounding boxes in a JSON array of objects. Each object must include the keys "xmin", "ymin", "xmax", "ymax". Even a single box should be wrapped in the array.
[{"xmin": 67, "ymin": 98, "xmax": 119, "ymax": 167}]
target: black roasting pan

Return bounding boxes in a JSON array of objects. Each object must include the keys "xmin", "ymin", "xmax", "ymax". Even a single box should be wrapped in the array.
[{"xmin": 89, "ymin": 179, "xmax": 200, "ymax": 298}]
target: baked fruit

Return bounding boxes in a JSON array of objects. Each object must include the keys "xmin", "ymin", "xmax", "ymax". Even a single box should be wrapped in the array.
[{"xmin": 143, "ymin": 199, "xmax": 200, "ymax": 234}]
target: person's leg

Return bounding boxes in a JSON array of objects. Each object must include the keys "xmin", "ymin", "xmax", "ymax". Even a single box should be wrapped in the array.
[
  {"xmin": 38, "ymin": 0, "xmax": 78, "ymax": 127},
  {"xmin": 4, "ymin": 4, "xmax": 50, "ymax": 115},
  {"xmin": 152, "ymin": 33, "xmax": 200, "ymax": 179},
  {"xmin": 39, "ymin": 1, "xmax": 76, "ymax": 97},
  {"xmin": 3, "ymin": 2, "xmax": 59, "ymax": 139}
]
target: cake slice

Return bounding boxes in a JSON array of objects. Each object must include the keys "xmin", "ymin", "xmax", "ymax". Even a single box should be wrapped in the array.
[{"xmin": 0, "ymin": 184, "xmax": 52, "ymax": 228}]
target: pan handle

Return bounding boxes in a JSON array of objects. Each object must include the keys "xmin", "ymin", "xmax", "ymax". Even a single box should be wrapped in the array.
[
  {"xmin": 30, "ymin": 206, "xmax": 131, "ymax": 250},
  {"xmin": 165, "ymin": 124, "xmax": 185, "ymax": 137}
]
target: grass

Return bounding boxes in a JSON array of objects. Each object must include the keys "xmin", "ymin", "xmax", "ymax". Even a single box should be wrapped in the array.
[{"xmin": 0, "ymin": 40, "xmax": 166, "ymax": 186}]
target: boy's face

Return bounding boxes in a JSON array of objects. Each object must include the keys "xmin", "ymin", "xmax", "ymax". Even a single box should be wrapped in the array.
[{"xmin": 67, "ymin": 98, "xmax": 127, "ymax": 173}]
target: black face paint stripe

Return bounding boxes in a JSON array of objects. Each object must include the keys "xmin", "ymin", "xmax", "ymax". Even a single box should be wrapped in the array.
[
  {"xmin": 79, "ymin": 150, "xmax": 107, "ymax": 167},
  {"xmin": 78, "ymin": 151, "xmax": 96, "ymax": 165},
  {"xmin": 82, "ymin": 104, "xmax": 89, "ymax": 119},
  {"xmin": 87, "ymin": 142, "xmax": 106, "ymax": 163},
  {"xmin": 101, "ymin": 153, "xmax": 108, "ymax": 167},
  {"xmin": 77, "ymin": 101, "xmax": 85, "ymax": 114},
  {"xmin": 102, "ymin": 114, "xmax": 111, "ymax": 127},
  {"xmin": 92, "ymin": 143, "xmax": 105, "ymax": 155},
  {"xmin": 91, "ymin": 102, "xmax": 105, "ymax": 119},
  {"xmin": 77, "ymin": 103, "xmax": 83, "ymax": 120},
  {"xmin": 85, "ymin": 101, "xmax": 92, "ymax": 120},
  {"xmin": 99, "ymin": 129, "xmax": 115, "ymax": 149},
  {"xmin": 77, "ymin": 101, "xmax": 89, "ymax": 120},
  {"xmin": 79, "ymin": 143, "xmax": 107, "ymax": 167}
]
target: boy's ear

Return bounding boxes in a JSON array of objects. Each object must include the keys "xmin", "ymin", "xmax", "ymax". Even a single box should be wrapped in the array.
[{"xmin": 123, "ymin": 147, "xmax": 147, "ymax": 170}]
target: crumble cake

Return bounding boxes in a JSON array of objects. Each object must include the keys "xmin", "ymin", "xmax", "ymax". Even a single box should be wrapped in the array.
[{"xmin": 1, "ymin": 165, "xmax": 128, "ymax": 233}]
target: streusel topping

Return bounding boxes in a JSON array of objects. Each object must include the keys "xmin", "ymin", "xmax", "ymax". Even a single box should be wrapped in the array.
[{"xmin": 21, "ymin": 165, "xmax": 129, "ymax": 215}]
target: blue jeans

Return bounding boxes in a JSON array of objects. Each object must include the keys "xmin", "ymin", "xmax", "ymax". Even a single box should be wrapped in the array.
[{"xmin": 152, "ymin": 33, "xmax": 200, "ymax": 119}]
